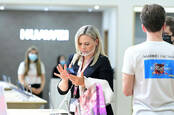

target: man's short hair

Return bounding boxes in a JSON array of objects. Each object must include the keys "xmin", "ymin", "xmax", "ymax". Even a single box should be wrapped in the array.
[
  {"xmin": 140, "ymin": 4, "xmax": 166, "ymax": 32},
  {"xmin": 166, "ymin": 16, "xmax": 174, "ymax": 35}
]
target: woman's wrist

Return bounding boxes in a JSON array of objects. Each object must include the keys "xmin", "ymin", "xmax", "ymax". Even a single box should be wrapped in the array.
[
  {"xmin": 39, "ymin": 86, "xmax": 44, "ymax": 91},
  {"xmin": 62, "ymin": 79, "xmax": 68, "ymax": 83},
  {"xmin": 23, "ymin": 82, "xmax": 28, "ymax": 88},
  {"xmin": 59, "ymin": 79, "xmax": 69, "ymax": 91}
]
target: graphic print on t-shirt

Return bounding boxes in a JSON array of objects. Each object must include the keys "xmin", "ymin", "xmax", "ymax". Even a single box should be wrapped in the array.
[{"xmin": 144, "ymin": 59, "xmax": 174, "ymax": 79}]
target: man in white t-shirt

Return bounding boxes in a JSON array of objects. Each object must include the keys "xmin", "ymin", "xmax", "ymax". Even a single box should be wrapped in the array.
[
  {"xmin": 122, "ymin": 4, "xmax": 174, "ymax": 115},
  {"xmin": 163, "ymin": 16, "xmax": 174, "ymax": 44}
]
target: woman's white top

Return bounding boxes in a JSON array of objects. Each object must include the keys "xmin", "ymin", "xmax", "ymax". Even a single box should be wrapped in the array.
[{"xmin": 18, "ymin": 61, "xmax": 45, "ymax": 85}]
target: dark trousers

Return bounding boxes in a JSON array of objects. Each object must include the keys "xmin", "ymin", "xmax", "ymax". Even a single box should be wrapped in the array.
[{"xmin": 31, "ymin": 84, "xmax": 43, "ymax": 98}]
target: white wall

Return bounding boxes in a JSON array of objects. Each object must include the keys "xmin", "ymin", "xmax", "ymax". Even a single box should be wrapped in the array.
[
  {"xmin": 102, "ymin": 8, "xmax": 117, "ymax": 115},
  {"xmin": 102, "ymin": 8, "xmax": 117, "ymax": 68}
]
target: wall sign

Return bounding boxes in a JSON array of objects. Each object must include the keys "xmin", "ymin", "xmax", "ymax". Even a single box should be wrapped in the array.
[{"xmin": 20, "ymin": 29, "xmax": 69, "ymax": 41}]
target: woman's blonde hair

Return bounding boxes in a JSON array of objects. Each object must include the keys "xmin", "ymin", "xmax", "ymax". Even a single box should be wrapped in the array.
[
  {"xmin": 71, "ymin": 25, "xmax": 106, "ymax": 66},
  {"xmin": 24, "ymin": 46, "xmax": 42, "ymax": 76}
]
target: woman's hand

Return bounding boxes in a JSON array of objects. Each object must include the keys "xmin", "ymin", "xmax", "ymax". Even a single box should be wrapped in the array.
[
  {"xmin": 35, "ymin": 88, "xmax": 42, "ymax": 94},
  {"xmin": 31, "ymin": 87, "xmax": 38, "ymax": 94},
  {"xmin": 31, "ymin": 87, "xmax": 42, "ymax": 94},
  {"xmin": 54, "ymin": 64, "xmax": 69, "ymax": 81},
  {"xmin": 69, "ymin": 72, "xmax": 85, "ymax": 87}
]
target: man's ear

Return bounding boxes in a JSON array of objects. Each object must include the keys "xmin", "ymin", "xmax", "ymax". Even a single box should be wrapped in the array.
[
  {"xmin": 141, "ymin": 24, "xmax": 146, "ymax": 32},
  {"xmin": 162, "ymin": 23, "xmax": 166, "ymax": 31}
]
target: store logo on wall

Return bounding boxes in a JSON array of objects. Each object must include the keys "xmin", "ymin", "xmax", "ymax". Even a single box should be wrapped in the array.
[{"xmin": 20, "ymin": 29, "xmax": 69, "ymax": 41}]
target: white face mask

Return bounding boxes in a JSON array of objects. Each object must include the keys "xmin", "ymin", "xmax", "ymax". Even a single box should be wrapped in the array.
[{"xmin": 79, "ymin": 48, "xmax": 95, "ymax": 56}]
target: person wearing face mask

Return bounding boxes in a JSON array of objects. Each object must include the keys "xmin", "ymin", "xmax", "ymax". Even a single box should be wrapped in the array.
[
  {"xmin": 52, "ymin": 55, "xmax": 66, "ymax": 78},
  {"xmin": 49, "ymin": 55, "xmax": 66, "ymax": 109},
  {"xmin": 163, "ymin": 16, "xmax": 174, "ymax": 44},
  {"xmin": 18, "ymin": 46, "xmax": 45, "ymax": 98},
  {"xmin": 54, "ymin": 25, "xmax": 114, "ymax": 115}
]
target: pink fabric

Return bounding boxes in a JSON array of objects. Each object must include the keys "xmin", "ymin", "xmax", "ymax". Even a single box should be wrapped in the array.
[
  {"xmin": 0, "ymin": 86, "xmax": 7, "ymax": 115},
  {"xmin": 75, "ymin": 83, "xmax": 107, "ymax": 115}
]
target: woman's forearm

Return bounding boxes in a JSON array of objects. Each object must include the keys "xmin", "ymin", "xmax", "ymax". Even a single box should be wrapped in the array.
[
  {"xmin": 40, "ymin": 74, "xmax": 45, "ymax": 91},
  {"xmin": 18, "ymin": 75, "xmax": 27, "ymax": 87},
  {"xmin": 58, "ymin": 79, "xmax": 69, "ymax": 92}
]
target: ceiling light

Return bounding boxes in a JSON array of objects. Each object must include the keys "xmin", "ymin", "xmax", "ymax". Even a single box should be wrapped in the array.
[
  {"xmin": 0, "ymin": 6, "xmax": 5, "ymax": 10},
  {"xmin": 44, "ymin": 8, "xmax": 48, "ymax": 11},
  {"xmin": 94, "ymin": 5, "xmax": 100, "ymax": 10}
]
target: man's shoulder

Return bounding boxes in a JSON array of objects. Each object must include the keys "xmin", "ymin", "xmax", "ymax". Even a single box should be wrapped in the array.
[
  {"xmin": 157, "ymin": 41, "xmax": 174, "ymax": 52},
  {"xmin": 125, "ymin": 43, "xmax": 144, "ymax": 53},
  {"xmin": 164, "ymin": 42, "xmax": 174, "ymax": 48}
]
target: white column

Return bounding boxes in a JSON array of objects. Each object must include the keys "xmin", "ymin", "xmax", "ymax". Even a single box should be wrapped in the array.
[
  {"xmin": 102, "ymin": 8, "xmax": 117, "ymax": 115},
  {"xmin": 102, "ymin": 8, "xmax": 117, "ymax": 68},
  {"xmin": 115, "ymin": 2, "xmax": 134, "ymax": 115}
]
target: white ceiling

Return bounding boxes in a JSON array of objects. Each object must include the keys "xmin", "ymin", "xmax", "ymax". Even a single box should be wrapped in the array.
[{"xmin": 0, "ymin": 4, "xmax": 115, "ymax": 12}]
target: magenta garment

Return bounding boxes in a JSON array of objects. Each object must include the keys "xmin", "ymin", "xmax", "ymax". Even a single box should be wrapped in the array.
[
  {"xmin": 75, "ymin": 83, "xmax": 107, "ymax": 115},
  {"xmin": 0, "ymin": 86, "xmax": 7, "ymax": 115}
]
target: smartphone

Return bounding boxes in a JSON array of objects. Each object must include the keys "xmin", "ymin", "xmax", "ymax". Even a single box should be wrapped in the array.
[{"xmin": 67, "ymin": 68, "xmax": 75, "ymax": 74}]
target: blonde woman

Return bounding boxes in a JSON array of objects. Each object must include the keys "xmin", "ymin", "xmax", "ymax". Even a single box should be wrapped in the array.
[
  {"xmin": 54, "ymin": 25, "xmax": 114, "ymax": 115},
  {"xmin": 18, "ymin": 46, "xmax": 45, "ymax": 98}
]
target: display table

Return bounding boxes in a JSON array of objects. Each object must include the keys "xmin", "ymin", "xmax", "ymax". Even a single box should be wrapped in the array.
[
  {"xmin": 7, "ymin": 109, "xmax": 68, "ymax": 115},
  {"xmin": 0, "ymin": 81, "xmax": 47, "ymax": 109}
]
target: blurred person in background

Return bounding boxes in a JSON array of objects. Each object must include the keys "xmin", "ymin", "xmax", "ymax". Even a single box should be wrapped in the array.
[
  {"xmin": 163, "ymin": 16, "xmax": 174, "ymax": 44},
  {"xmin": 52, "ymin": 55, "xmax": 66, "ymax": 78},
  {"xmin": 49, "ymin": 55, "xmax": 66, "ymax": 109},
  {"xmin": 18, "ymin": 46, "xmax": 45, "ymax": 98}
]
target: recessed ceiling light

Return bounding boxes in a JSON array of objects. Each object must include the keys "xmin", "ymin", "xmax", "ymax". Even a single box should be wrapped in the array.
[
  {"xmin": 0, "ymin": 6, "xmax": 5, "ymax": 10},
  {"xmin": 94, "ymin": 5, "xmax": 100, "ymax": 10},
  {"xmin": 44, "ymin": 8, "xmax": 48, "ymax": 11}
]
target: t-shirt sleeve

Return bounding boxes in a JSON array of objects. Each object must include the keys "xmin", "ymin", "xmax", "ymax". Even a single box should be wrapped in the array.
[
  {"xmin": 41, "ymin": 62, "xmax": 45, "ymax": 74},
  {"xmin": 122, "ymin": 47, "xmax": 135, "ymax": 75},
  {"xmin": 18, "ymin": 62, "xmax": 25, "ymax": 75}
]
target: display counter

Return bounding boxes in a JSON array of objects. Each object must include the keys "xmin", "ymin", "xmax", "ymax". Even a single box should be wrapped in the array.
[
  {"xmin": 0, "ymin": 81, "xmax": 47, "ymax": 109},
  {"xmin": 7, "ymin": 109, "xmax": 68, "ymax": 115}
]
